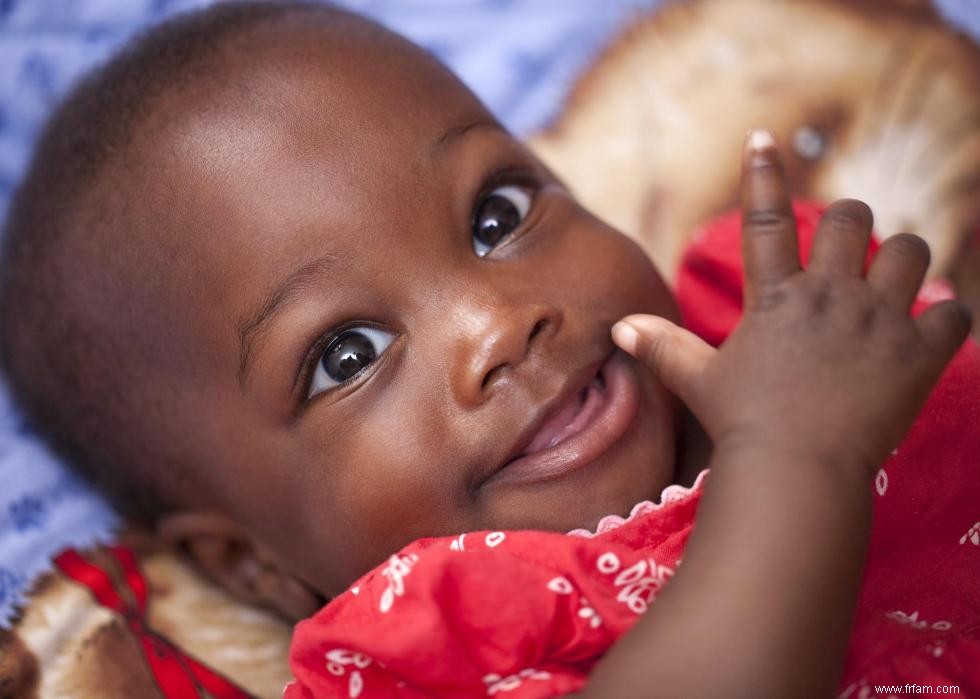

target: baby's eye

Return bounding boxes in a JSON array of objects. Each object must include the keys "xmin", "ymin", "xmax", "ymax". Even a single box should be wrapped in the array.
[
  {"xmin": 308, "ymin": 326, "xmax": 395, "ymax": 398},
  {"xmin": 471, "ymin": 184, "xmax": 533, "ymax": 257}
]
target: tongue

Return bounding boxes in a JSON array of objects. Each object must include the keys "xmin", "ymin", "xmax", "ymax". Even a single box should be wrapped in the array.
[{"xmin": 522, "ymin": 383, "xmax": 593, "ymax": 456}]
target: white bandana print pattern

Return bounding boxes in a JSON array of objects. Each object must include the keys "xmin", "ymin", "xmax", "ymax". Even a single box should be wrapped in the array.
[
  {"xmin": 874, "ymin": 447, "xmax": 898, "ymax": 497},
  {"xmin": 546, "ymin": 576, "xmax": 602, "ymax": 629},
  {"xmin": 483, "ymin": 669, "xmax": 552, "ymax": 695},
  {"xmin": 838, "ymin": 678, "xmax": 874, "ymax": 699},
  {"xmin": 547, "ymin": 576, "xmax": 574, "ymax": 595},
  {"xmin": 874, "ymin": 468, "xmax": 889, "ymax": 496},
  {"xmin": 333, "ymin": 468, "xmax": 967, "ymax": 695},
  {"xmin": 886, "ymin": 610, "xmax": 952, "ymax": 632},
  {"xmin": 379, "ymin": 553, "xmax": 419, "ymax": 613},
  {"xmin": 595, "ymin": 551, "xmax": 674, "ymax": 614},
  {"xmin": 449, "ymin": 531, "xmax": 507, "ymax": 552},
  {"xmin": 577, "ymin": 597, "xmax": 602, "ymax": 629},
  {"xmin": 485, "ymin": 531, "xmax": 506, "ymax": 547},
  {"xmin": 325, "ymin": 649, "xmax": 374, "ymax": 699},
  {"xmin": 960, "ymin": 522, "xmax": 980, "ymax": 546}
]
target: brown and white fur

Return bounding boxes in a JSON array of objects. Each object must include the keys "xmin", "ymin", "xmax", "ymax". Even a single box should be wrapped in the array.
[
  {"xmin": 530, "ymin": 0, "xmax": 980, "ymax": 332},
  {"xmin": 0, "ymin": 530, "xmax": 293, "ymax": 698}
]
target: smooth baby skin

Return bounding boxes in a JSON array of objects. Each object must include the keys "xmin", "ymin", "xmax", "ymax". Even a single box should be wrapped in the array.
[
  {"xmin": 577, "ymin": 133, "xmax": 971, "ymax": 698},
  {"xmin": 59, "ymin": 11, "xmax": 707, "ymax": 612},
  {"xmin": 11, "ymin": 5, "xmax": 969, "ymax": 693}
]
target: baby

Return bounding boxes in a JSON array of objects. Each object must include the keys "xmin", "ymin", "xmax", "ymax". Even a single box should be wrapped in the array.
[{"xmin": 1, "ymin": 2, "xmax": 977, "ymax": 697}]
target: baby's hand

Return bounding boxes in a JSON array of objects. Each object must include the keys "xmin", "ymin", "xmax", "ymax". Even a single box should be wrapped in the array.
[
  {"xmin": 595, "ymin": 134, "xmax": 972, "ymax": 696},
  {"xmin": 614, "ymin": 130, "xmax": 972, "ymax": 477}
]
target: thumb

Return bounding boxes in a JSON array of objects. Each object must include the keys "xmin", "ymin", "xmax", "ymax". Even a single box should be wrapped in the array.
[{"xmin": 612, "ymin": 315, "xmax": 714, "ymax": 412}]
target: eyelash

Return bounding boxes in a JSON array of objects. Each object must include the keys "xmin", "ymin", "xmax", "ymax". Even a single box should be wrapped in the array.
[
  {"xmin": 472, "ymin": 165, "xmax": 540, "ymax": 215},
  {"xmin": 297, "ymin": 320, "xmax": 371, "ymax": 398},
  {"xmin": 297, "ymin": 164, "xmax": 542, "ymax": 405}
]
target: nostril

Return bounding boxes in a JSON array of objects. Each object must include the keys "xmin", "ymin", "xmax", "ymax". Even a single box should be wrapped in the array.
[
  {"xmin": 480, "ymin": 318, "xmax": 550, "ymax": 393},
  {"xmin": 529, "ymin": 319, "xmax": 547, "ymax": 341},
  {"xmin": 481, "ymin": 365, "xmax": 502, "ymax": 391}
]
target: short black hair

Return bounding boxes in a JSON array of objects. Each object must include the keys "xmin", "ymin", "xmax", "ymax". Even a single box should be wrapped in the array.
[{"xmin": 0, "ymin": 0, "xmax": 348, "ymax": 522}]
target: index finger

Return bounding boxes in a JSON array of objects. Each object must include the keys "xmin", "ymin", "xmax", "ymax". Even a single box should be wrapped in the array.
[{"xmin": 740, "ymin": 130, "xmax": 801, "ymax": 307}]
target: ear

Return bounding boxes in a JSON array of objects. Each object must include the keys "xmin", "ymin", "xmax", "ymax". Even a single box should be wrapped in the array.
[{"xmin": 157, "ymin": 510, "xmax": 323, "ymax": 621}]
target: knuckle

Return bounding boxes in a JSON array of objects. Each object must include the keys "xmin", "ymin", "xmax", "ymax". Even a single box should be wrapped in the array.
[
  {"xmin": 743, "ymin": 207, "xmax": 794, "ymax": 234},
  {"xmin": 841, "ymin": 291, "xmax": 877, "ymax": 330},
  {"xmin": 857, "ymin": 304, "xmax": 877, "ymax": 332},
  {"xmin": 643, "ymin": 333, "xmax": 672, "ymax": 373},
  {"xmin": 918, "ymin": 301, "xmax": 972, "ymax": 355},
  {"xmin": 802, "ymin": 276, "xmax": 877, "ymax": 324},
  {"xmin": 939, "ymin": 300, "xmax": 974, "ymax": 335},
  {"xmin": 809, "ymin": 279, "xmax": 833, "ymax": 315},
  {"xmin": 751, "ymin": 283, "xmax": 787, "ymax": 311},
  {"xmin": 887, "ymin": 323, "xmax": 928, "ymax": 363}
]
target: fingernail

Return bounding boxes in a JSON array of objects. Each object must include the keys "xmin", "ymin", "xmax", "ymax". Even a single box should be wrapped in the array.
[
  {"xmin": 612, "ymin": 321, "xmax": 639, "ymax": 355},
  {"xmin": 747, "ymin": 129, "xmax": 775, "ymax": 151},
  {"xmin": 746, "ymin": 129, "xmax": 776, "ymax": 165}
]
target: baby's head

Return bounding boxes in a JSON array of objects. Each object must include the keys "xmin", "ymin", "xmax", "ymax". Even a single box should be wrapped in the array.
[{"xmin": 0, "ymin": 1, "xmax": 689, "ymax": 615}]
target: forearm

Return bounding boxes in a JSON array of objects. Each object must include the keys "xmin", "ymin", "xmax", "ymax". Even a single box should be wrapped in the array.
[
  {"xmin": 581, "ymin": 445, "xmax": 873, "ymax": 699},
  {"xmin": 583, "ymin": 127, "xmax": 969, "ymax": 699}
]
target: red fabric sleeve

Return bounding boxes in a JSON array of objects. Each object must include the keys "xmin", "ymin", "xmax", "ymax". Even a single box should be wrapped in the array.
[
  {"xmin": 286, "ymin": 490, "xmax": 700, "ymax": 699},
  {"xmin": 287, "ymin": 203, "xmax": 980, "ymax": 698}
]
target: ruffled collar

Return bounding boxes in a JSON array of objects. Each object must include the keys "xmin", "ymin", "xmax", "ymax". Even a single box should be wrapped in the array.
[{"xmin": 566, "ymin": 469, "xmax": 708, "ymax": 538}]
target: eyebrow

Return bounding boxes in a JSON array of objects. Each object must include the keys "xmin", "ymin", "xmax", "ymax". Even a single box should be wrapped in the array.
[
  {"xmin": 237, "ymin": 252, "xmax": 338, "ymax": 389},
  {"xmin": 236, "ymin": 118, "xmax": 501, "ymax": 389},
  {"xmin": 433, "ymin": 117, "xmax": 504, "ymax": 152}
]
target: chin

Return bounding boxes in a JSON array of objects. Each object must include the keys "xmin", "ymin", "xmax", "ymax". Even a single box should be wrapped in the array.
[{"xmin": 482, "ymin": 417, "xmax": 678, "ymax": 535}]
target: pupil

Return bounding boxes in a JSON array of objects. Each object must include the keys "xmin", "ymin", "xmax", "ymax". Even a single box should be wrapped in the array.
[
  {"xmin": 323, "ymin": 332, "xmax": 377, "ymax": 382},
  {"xmin": 475, "ymin": 194, "xmax": 521, "ymax": 247}
]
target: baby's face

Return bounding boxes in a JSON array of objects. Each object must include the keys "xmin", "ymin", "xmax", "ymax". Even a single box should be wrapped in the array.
[{"xmin": 125, "ymin": 20, "xmax": 682, "ymax": 596}]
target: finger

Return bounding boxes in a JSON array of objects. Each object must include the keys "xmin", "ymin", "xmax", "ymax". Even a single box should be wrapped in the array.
[
  {"xmin": 740, "ymin": 129, "xmax": 801, "ymax": 308},
  {"xmin": 612, "ymin": 314, "xmax": 715, "ymax": 414},
  {"xmin": 866, "ymin": 233, "xmax": 931, "ymax": 313},
  {"xmin": 808, "ymin": 199, "xmax": 874, "ymax": 278},
  {"xmin": 916, "ymin": 300, "xmax": 972, "ymax": 365}
]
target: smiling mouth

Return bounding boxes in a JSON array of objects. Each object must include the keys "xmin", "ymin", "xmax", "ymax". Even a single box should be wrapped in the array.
[{"xmin": 481, "ymin": 350, "xmax": 641, "ymax": 489}]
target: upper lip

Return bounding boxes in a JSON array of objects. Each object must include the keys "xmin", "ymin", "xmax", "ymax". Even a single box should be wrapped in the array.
[{"xmin": 476, "ymin": 352, "xmax": 608, "ymax": 489}]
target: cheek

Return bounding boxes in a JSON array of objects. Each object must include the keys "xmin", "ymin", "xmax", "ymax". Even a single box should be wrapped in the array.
[
  {"xmin": 558, "ymin": 215, "xmax": 678, "ymax": 323},
  {"xmin": 297, "ymin": 386, "xmax": 465, "ymax": 571}
]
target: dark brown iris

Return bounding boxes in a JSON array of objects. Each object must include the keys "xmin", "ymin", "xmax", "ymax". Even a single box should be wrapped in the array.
[
  {"xmin": 473, "ymin": 193, "xmax": 522, "ymax": 250},
  {"xmin": 323, "ymin": 331, "xmax": 377, "ymax": 382}
]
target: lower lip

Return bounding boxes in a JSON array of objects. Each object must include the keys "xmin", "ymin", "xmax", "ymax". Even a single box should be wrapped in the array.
[{"xmin": 483, "ymin": 351, "xmax": 641, "ymax": 489}]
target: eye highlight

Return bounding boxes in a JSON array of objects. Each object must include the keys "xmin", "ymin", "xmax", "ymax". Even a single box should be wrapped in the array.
[
  {"xmin": 308, "ymin": 326, "xmax": 395, "ymax": 398},
  {"xmin": 471, "ymin": 184, "xmax": 533, "ymax": 257}
]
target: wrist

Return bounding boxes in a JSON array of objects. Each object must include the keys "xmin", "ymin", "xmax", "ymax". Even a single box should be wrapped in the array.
[{"xmin": 712, "ymin": 430, "xmax": 880, "ymax": 488}]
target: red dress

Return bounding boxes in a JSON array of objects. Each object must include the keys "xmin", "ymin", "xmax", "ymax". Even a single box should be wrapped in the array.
[{"xmin": 286, "ymin": 203, "xmax": 980, "ymax": 698}]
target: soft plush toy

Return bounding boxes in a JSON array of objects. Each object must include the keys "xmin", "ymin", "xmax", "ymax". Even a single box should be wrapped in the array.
[
  {"xmin": 530, "ymin": 0, "xmax": 980, "ymax": 332},
  {"xmin": 1, "ymin": 530, "xmax": 292, "ymax": 698},
  {"xmin": 2, "ymin": 1, "xmax": 978, "ymax": 697}
]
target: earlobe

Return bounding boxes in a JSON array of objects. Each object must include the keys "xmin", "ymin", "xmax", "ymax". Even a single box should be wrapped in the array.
[{"xmin": 157, "ymin": 510, "xmax": 323, "ymax": 621}]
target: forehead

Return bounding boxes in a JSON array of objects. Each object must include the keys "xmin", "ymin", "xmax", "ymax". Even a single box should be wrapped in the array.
[
  {"xmin": 156, "ymin": 13, "xmax": 489, "ymax": 198},
  {"xmin": 119, "ymin": 15, "xmax": 496, "ymax": 341}
]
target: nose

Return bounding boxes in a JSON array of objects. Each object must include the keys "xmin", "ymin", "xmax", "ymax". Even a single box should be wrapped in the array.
[{"xmin": 451, "ymin": 294, "xmax": 562, "ymax": 407}]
